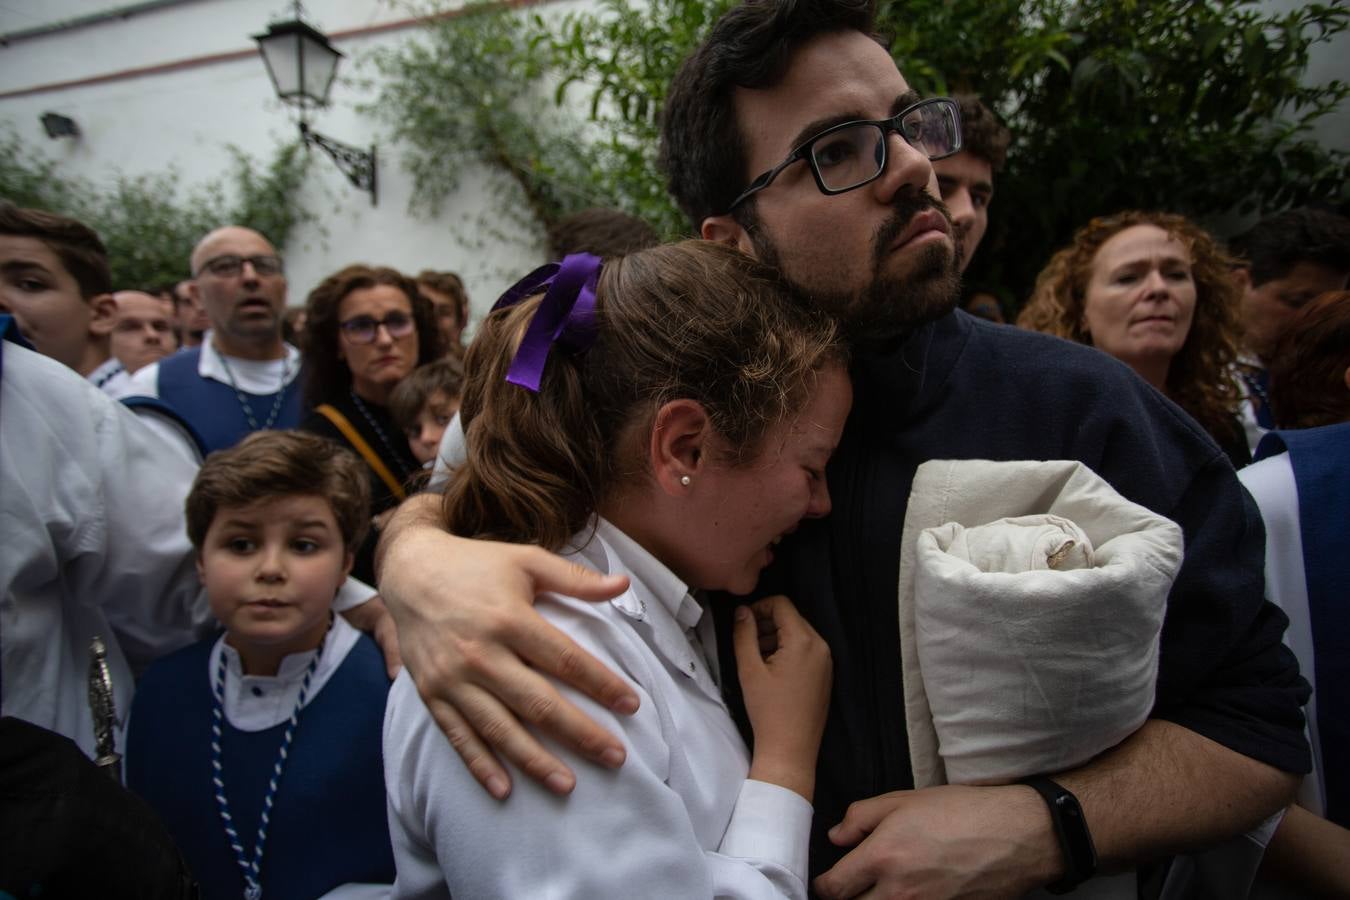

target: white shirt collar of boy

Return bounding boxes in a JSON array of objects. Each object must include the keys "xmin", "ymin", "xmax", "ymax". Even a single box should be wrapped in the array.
[
  {"xmin": 199, "ymin": 331, "xmax": 303, "ymax": 395},
  {"xmin": 87, "ymin": 355, "xmax": 129, "ymax": 395},
  {"xmin": 208, "ymin": 614, "xmax": 362, "ymax": 732},
  {"xmin": 571, "ymin": 517, "xmax": 722, "ymax": 698}
]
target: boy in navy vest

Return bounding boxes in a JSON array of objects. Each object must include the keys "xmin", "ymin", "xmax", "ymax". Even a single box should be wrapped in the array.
[{"xmin": 126, "ymin": 431, "xmax": 394, "ymax": 900}]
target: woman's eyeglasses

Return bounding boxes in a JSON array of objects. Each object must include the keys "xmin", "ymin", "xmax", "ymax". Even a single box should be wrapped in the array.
[{"xmin": 339, "ymin": 312, "xmax": 416, "ymax": 344}]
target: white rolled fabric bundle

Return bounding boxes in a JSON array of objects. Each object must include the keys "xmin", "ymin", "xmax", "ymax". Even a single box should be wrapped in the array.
[{"xmin": 899, "ymin": 460, "xmax": 1184, "ymax": 789}]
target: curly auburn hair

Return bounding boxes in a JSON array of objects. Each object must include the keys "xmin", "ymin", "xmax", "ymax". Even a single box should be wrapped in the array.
[
  {"xmin": 445, "ymin": 240, "xmax": 845, "ymax": 551},
  {"xmin": 301, "ymin": 264, "xmax": 445, "ymax": 408},
  {"xmin": 1018, "ymin": 211, "xmax": 1244, "ymax": 442}
]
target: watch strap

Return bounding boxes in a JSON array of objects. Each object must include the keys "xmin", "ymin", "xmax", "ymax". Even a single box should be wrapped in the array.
[{"xmin": 1021, "ymin": 775, "xmax": 1098, "ymax": 894}]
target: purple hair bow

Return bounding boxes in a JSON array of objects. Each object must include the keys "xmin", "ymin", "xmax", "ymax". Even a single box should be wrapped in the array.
[{"xmin": 491, "ymin": 252, "xmax": 602, "ymax": 392}]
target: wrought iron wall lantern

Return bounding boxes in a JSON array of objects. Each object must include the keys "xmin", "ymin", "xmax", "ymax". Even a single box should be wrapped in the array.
[
  {"xmin": 41, "ymin": 112, "xmax": 80, "ymax": 139},
  {"xmin": 253, "ymin": 4, "xmax": 377, "ymax": 205}
]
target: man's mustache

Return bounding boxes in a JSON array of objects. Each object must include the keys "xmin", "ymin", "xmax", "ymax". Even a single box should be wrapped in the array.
[{"xmin": 871, "ymin": 193, "xmax": 954, "ymax": 265}]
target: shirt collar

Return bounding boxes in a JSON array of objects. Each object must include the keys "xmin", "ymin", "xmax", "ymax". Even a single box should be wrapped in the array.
[
  {"xmin": 573, "ymin": 518, "xmax": 722, "ymax": 695},
  {"xmin": 210, "ymin": 614, "xmax": 361, "ymax": 731},
  {"xmin": 199, "ymin": 332, "xmax": 302, "ymax": 389},
  {"xmin": 87, "ymin": 356, "xmax": 126, "ymax": 390}
]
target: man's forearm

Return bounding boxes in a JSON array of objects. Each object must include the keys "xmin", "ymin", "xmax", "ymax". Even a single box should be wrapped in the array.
[
  {"xmin": 1058, "ymin": 719, "xmax": 1299, "ymax": 871},
  {"xmin": 373, "ymin": 492, "xmax": 442, "ymax": 584}
]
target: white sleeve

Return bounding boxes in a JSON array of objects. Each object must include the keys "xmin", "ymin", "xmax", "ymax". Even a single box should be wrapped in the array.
[
  {"xmin": 426, "ymin": 412, "xmax": 465, "ymax": 493},
  {"xmin": 1, "ymin": 346, "xmax": 205, "ymax": 749},
  {"xmin": 1237, "ymin": 455, "xmax": 1323, "ymax": 815},
  {"xmin": 76, "ymin": 369, "xmax": 208, "ymax": 668},
  {"xmin": 383, "ymin": 603, "xmax": 810, "ymax": 899}
]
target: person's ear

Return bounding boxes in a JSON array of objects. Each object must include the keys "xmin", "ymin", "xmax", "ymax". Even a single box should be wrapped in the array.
[
  {"xmin": 88, "ymin": 293, "xmax": 117, "ymax": 337},
  {"xmin": 340, "ymin": 551, "xmax": 355, "ymax": 581},
  {"xmin": 186, "ymin": 279, "xmax": 203, "ymax": 307},
  {"xmin": 1342, "ymin": 364, "xmax": 1350, "ymax": 394},
  {"xmin": 648, "ymin": 398, "xmax": 712, "ymax": 497},
  {"xmin": 1231, "ymin": 266, "xmax": 1252, "ymax": 294},
  {"xmin": 195, "ymin": 552, "xmax": 206, "ymax": 583},
  {"xmin": 700, "ymin": 215, "xmax": 757, "ymax": 257}
]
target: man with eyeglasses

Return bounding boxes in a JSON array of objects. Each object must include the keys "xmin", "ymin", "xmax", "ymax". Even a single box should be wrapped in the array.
[
  {"xmin": 125, "ymin": 225, "xmax": 303, "ymax": 453},
  {"xmin": 374, "ymin": 2, "xmax": 1309, "ymax": 897}
]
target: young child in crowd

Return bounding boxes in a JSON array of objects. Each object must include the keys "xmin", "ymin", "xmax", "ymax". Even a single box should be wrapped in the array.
[
  {"xmin": 383, "ymin": 241, "xmax": 849, "ymax": 898},
  {"xmin": 126, "ymin": 431, "xmax": 394, "ymax": 900},
  {"xmin": 388, "ymin": 357, "xmax": 463, "ymax": 468}
]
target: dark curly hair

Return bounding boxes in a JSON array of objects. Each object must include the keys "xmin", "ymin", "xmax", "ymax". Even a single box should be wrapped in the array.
[
  {"xmin": 1228, "ymin": 208, "xmax": 1350, "ymax": 287},
  {"xmin": 1018, "ymin": 211, "xmax": 1244, "ymax": 443},
  {"xmin": 953, "ymin": 95, "xmax": 1010, "ymax": 172},
  {"xmin": 301, "ymin": 264, "xmax": 445, "ymax": 408}
]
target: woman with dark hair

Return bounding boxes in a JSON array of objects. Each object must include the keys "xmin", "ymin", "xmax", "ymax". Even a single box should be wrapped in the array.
[
  {"xmin": 300, "ymin": 264, "xmax": 444, "ymax": 582},
  {"xmin": 1019, "ymin": 210, "xmax": 1249, "ymax": 467}
]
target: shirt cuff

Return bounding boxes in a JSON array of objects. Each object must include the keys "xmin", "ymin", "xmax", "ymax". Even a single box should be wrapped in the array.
[{"xmin": 719, "ymin": 779, "xmax": 813, "ymax": 881}]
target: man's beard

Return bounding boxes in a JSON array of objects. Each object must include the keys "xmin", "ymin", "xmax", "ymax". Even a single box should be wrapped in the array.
[{"xmin": 750, "ymin": 192, "xmax": 961, "ymax": 346}]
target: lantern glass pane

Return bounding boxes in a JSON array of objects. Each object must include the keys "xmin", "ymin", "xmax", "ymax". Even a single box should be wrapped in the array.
[{"xmin": 299, "ymin": 32, "xmax": 341, "ymax": 105}]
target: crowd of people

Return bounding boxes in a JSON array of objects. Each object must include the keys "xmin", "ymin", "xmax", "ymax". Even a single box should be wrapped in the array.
[{"xmin": 2, "ymin": 1, "xmax": 1349, "ymax": 897}]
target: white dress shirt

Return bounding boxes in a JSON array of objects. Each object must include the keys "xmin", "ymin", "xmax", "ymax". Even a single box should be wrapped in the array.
[
  {"xmin": 87, "ymin": 355, "xmax": 130, "ymax": 396},
  {"xmin": 1, "ymin": 343, "xmax": 209, "ymax": 757},
  {"xmin": 123, "ymin": 332, "xmax": 303, "ymax": 398},
  {"xmin": 209, "ymin": 614, "xmax": 364, "ymax": 731},
  {"xmin": 383, "ymin": 517, "xmax": 813, "ymax": 899}
]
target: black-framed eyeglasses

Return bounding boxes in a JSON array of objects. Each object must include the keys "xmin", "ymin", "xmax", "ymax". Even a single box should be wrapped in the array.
[
  {"xmin": 339, "ymin": 312, "xmax": 416, "ymax": 344},
  {"xmin": 728, "ymin": 97, "xmax": 963, "ymax": 210},
  {"xmin": 196, "ymin": 254, "xmax": 285, "ymax": 278}
]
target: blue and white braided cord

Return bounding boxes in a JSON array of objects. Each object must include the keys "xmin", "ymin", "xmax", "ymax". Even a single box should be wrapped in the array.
[{"xmin": 211, "ymin": 627, "xmax": 326, "ymax": 900}]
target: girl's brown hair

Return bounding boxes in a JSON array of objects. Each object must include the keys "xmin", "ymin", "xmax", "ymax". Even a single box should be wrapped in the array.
[
  {"xmin": 1018, "ymin": 210, "xmax": 1244, "ymax": 442},
  {"xmin": 1268, "ymin": 291, "xmax": 1350, "ymax": 429},
  {"xmin": 443, "ymin": 240, "xmax": 843, "ymax": 550},
  {"xmin": 301, "ymin": 264, "xmax": 446, "ymax": 408}
]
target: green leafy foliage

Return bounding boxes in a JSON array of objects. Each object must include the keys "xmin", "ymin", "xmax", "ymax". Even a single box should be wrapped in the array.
[
  {"xmin": 0, "ymin": 129, "xmax": 313, "ymax": 289},
  {"xmin": 880, "ymin": 0, "xmax": 1350, "ymax": 298},
  {"xmin": 360, "ymin": 0, "xmax": 1350, "ymax": 298},
  {"xmin": 365, "ymin": 0, "xmax": 608, "ymax": 252}
]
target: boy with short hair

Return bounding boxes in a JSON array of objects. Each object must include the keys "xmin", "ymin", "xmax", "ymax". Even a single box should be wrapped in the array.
[
  {"xmin": 0, "ymin": 201, "xmax": 122, "ymax": 389},
  {"xmin": 126, "ymin": 430, "xmax": 395, "ymax": 900},
  {"xmin": 389, "ymin": 357, "xmax": 464, "ymax": 467}
]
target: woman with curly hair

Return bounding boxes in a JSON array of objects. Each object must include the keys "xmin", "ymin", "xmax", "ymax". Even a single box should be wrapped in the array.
[
  {"xmin": 300, "ymin": 264, "xmax": 445, "ymax": 582},
  {"xmin": 1018, "ymin": 211, "xmax": 1249, "ymax": 466}
]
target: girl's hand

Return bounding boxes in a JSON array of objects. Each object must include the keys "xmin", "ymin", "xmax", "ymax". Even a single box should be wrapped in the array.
[{"xmin": 733, "ymin": 594, "xmax": 832, "ymax": 801}]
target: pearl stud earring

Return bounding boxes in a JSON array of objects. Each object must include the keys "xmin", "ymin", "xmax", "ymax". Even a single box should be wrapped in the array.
[{"xmin": 680, "ymin": 475, "xmax": 691, "ymax": 486}]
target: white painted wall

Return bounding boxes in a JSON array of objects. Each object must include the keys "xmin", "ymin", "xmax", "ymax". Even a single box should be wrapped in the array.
[{"xmin": 0, "ymin": 0, "xmax": 590, "ymax": 327}]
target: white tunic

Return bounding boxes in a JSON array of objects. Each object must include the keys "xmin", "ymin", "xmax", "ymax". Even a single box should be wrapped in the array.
[
  {"xmin": 383, "ymin": 518, "xmax": 813, "ymax": 899},
  {"xmin": 1, "ymin": 342, "xmax": 208, "ymax": 757}
]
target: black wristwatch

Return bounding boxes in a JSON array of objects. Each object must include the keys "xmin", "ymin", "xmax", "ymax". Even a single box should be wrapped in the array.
[{"xmin": 1021, "ymin": 776, "xmax": 1097, "ymax": 894}]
